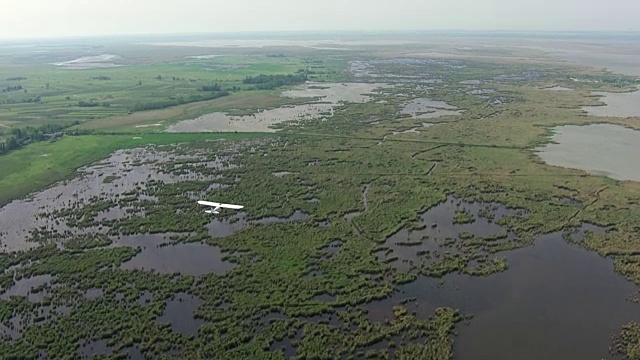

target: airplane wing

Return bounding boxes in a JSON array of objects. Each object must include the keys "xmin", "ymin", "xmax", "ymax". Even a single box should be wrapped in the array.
[
  {"xmin": 218, "ymin": 203, "xmax": 244, "ymax": 209},
  {"xmin": 197, "ymin": 200, "xmax": 244, "ymax": 209},
  {"xmin": 198, "ymin": 200, "xmax": 220, "ymax": 207}
]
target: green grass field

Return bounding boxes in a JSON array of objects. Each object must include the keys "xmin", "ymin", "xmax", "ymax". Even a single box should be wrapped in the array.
[{"xmin": 0, "ymin": 45, "xmax": 342, "ymax": 128}]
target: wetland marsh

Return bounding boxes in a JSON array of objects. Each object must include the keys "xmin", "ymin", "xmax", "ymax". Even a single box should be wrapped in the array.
[
  {"xmin": 372, "ymin": 232, "xmax": 639, "ymax": 360},
  {"xmin": 2, "ymin": 33, "xmax": 640, "ymax": 360}
]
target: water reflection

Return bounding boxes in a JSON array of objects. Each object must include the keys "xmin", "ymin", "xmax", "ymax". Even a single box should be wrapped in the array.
[
  {"xmin": 167, "ymin": 83, "xmax": 386, "ymax": 133},
  {"xmin": 0, "ymin": 147, "xmax": 230, "ymax": 252},
  {"xmin": 206, "ymin": 210, "xmax": 310, "ymax": 238},
  {"xmin": 78, "ymin": 339, "xmax": 113, "ymax": 358},
  {"xmin": 83, "ymin": 288, "xmax": 104, "ymax": 300},
  {"xmin": 156, "ymin": 293, "xmax": 205, "ymax": 337},
  {"xmin": 544, "ymin": 86, "xmax": 573, "ymax": 91},
  {"xmin": 401, "ymin": 98, "xmax": 462, "ymax": 119},
  {"xmin": 537, "ymin": 124, "xmax": 640, "ymax": 181},
  {"xmin": 1, "ymin": 275, "xmax": 52, "ymax": 302},
  {"xmin": 254, "ymin": 211, "xmax": 309, "ymax": 224},
  {"xmin": 120, "ymin": 242, "xmax": 236, "ymax": 276},
  {"xmin": 583, "ymin": 90, "xmax": 640, "ymax": 117},
  {"xmin": 376, "ymin": 197, "xmax": 522, "ymax": 271},
  {"xmin": 207, "ymin": 213, "xmax": 248, "ymax": 238},
  {"xmin": 368, "ymin": 233, "xmax": 640, "ymax": 360},
  {"xmin": 270, "ymin": 329, "xmax": 302, "ymax": 358}
]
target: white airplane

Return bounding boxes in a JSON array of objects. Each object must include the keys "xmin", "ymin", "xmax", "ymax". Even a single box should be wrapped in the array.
[{"xmin": 197, "ymin": 200, "xmax": 244, "ymax": 215}]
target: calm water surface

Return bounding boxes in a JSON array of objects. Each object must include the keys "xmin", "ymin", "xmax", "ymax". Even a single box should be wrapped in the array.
[
  {"xmin": 370, "ymin": 233, "xmax": 640, "ymax": 360},
  {"xmin": 583, "ymin": 90, "xmax": 640, "ymax": 118},
  {"xmin": 537, "ymin": 124, "xmax": 640, "ymax": 181}
]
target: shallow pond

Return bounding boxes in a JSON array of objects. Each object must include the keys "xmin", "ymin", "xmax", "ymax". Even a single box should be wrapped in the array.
[
  {"xmin": 1, "ymin": 274, "xmax": 53, "ymax": 302},
  {"xmin": 166, "ymin": 103, "xmax": 334, "ymax": 133},
  {"xmin": 376, "ymin": 197, "xmax": 522, "ymax": 271},
  {"xmin": 53, "ymin": 54, "xmax": 121, "ymax": 70},
  {"xmin": 206, "ymin": 210, "xmax": 310, "ymax": 237},
  {"xmin": 582, "ymin": 90, "xmax": 640, "ymax": 117},
  {"xmin": 0, "ymin": 302, "xmax": 70, "ymax": 340},
  {"xmin": 78, "ymin": 339, "xmax": 113, "ymax": 358},
  {"xmin": 120, "ymin": 241, "xmax": 236, "ymax": 276},
  {"xmin": 167, "ymin": 82, "xmax": 385, "ymax": 133},
  {"xmin": 254, "ymin": 210, "xmax": 309, "ymax": 224},
  {"xmin": 0, "ymin": 316, "xmax": 24, "ymax": 340},
  {"xmin": 111, "ymin": 233, "xmax": 181, "ymax": 248},
  {"xmin": 323, "ymin": 240, "xmax": 343, "ymax": 258},
  {"xmin": 281, "ymin": 82, "xmax": 383, "ymax": 104},
  {"xmin": 83, "ymin": 288, "xmax": 104, "ymax": 300},
  {"xmin": 156, "ymin": 292, "xmax": 205, "ymax": 337},
  {"xmin": 544, "ymin": 86, "xmax": 573, "ymax": 91},
  {"xmin": 77, "ymin": 340, "xmax": 144, "ymax": 359},
  {"xmin": 206, "ymin": 213, "xmax": 248, "ymax": 238},
  {"xmin": 401, "ymin": 98, "xmax": 462, "ymax": 119},
  {"xmin": 537, "ymin": 124, "xmax": 640, "ymax": 181},
  {"xmin": 369, "ymin": 233, "xmax": 640, "ymax": 360}
]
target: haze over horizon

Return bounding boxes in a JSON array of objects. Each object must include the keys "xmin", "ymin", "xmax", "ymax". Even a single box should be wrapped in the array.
[{"xmin": 1, "ymin": 0, "xmax": 639, "ymax": 40}]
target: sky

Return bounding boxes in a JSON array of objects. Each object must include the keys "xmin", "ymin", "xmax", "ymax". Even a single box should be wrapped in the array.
[{"xmin": 1, "ymin": 0, "xmax": 639, "ymax": 39}]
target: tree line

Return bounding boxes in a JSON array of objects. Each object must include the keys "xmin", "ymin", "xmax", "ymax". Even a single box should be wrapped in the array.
[
  {"xmin": 0, "ymin": 123, "xmax": 75, "ymax": 155},
  {"xmin": 2, "ymin": 85, "xmax": 24, "ymax": 93},
  {"xmin": 199, "ymin": 83, "xmax": 221, "ymax": 92},
  {"xmin": 128, "ymin": 91, "xmax": 229, "ymax": 112},
  {"xmin": 242, "ymin": 71, "xmax": 308, "ymax": 90}
]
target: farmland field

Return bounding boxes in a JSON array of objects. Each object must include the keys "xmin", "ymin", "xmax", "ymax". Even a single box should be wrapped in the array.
[{"xmin": 2, "ymin": 32, "xmax": 640, "ymax": 360}]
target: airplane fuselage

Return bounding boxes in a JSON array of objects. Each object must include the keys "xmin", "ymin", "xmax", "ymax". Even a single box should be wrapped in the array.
[{"xmin": 198, "ymin": 200, "xmax": 243, "ymax": 215}]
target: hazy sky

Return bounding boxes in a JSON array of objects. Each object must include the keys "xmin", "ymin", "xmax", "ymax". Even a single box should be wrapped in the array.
[{"xmin": 2, "ymin": 0, "xmax": 639, "ymax": 39}]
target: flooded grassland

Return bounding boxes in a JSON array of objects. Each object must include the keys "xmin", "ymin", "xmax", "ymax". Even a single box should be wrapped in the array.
[
  {"xmin": 166, "ymin": 82, "xmax": 387, "ymax": 133},
  {"xmin": 0, "ymin": 145, "xmax": 232, "ymax": 252}
]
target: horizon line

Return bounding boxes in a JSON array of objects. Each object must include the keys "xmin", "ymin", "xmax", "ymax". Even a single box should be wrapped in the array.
[{"xmin": 2, "ymin": 28, "xmax": 640, "ymax": 42}]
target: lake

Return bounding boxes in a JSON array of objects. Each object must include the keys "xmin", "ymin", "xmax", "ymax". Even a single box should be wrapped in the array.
[
  {"xmin": 537, "ymin": 124, "xmax": 640, "ymax": 181},
  {"xmin": 583, "ymin": 90, "xmax": 640, "ymax": 118}
]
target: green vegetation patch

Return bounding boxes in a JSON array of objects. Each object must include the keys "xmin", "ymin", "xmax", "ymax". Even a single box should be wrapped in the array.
[{"xmin": 453, "ymin": 210, "xmax": 476, "ymax": 224}]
